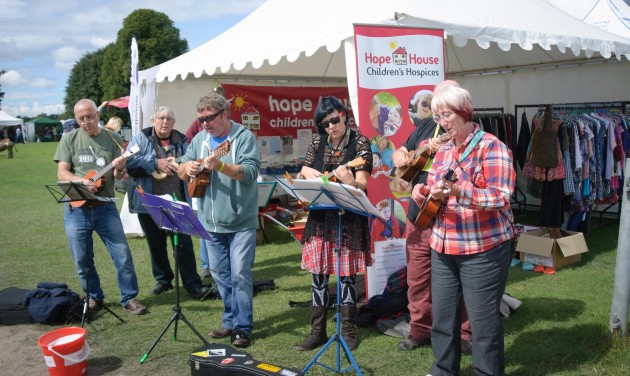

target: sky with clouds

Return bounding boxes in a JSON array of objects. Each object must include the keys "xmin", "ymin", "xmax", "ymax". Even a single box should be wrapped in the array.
[{"xmin": 0, "ymin": 0, "xmax": 265, "ymax": 117}]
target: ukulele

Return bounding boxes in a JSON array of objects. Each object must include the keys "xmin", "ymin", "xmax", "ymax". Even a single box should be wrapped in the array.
[
  {"xmin": 151, "ymin": 157, "xmax": 179, "ymax": 181},
  {"xmin": 415, "ymin": 169, "xmax": 458, "ymax": 228},
  {"xmin": 188, "ymin": 140, "xmax": 231, "ymax": 198},
  {"xmin": 70, "ymin": 145, "xmax": 140, "ymax": 208},
  {"xmin": 396, "ymin": 133, "xmax": 451, "ymax": 183},
  {"xmin": 322, "ymin": 157, "xmax": 367, "ymax": 183}
]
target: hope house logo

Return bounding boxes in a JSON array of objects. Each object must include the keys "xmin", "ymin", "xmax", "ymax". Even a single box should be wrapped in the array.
[{"xmin": 392, "ymin": 46, "xmax": 408, "ymax": 65}]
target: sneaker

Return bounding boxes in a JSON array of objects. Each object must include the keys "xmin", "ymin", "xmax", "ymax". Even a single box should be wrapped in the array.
[
  {"xmin": 209, "ymin": 327, "xmax": 232, "ymax": 338},
  {"xmin": 231, "ymin": 330, "xmax": 251, "ymax": 348},
  {"xmin": 150, "ymin": 283, "xmax": 173, "ymax": 295},
  {"xmin": 200, "ymin": 268, "xmax": 212, "ymax": 279},
  {"xmin": 88, "ymin": 298, "xmax": 103, "ymax": 313},
  {"xmin": 123, "ymin": 298, "xmax": 148, "ymax": 315}
]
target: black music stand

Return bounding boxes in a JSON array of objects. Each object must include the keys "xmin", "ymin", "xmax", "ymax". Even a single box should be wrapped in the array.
[
  {"xmin": 46, "ymin": 181, "xmax": 126, "ymax": 327},
  {"xmin": 275, "ymin": 177, "xmax": 384, "ymax": 375},
  {"xmin": 135, "ymin": 190, "xmax": 212, "ymax": 364}
]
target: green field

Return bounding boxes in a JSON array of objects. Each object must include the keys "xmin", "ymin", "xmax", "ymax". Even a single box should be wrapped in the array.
[{"xmin": 0, "ymin": 142, "xmax": 629, "ymax": 375}]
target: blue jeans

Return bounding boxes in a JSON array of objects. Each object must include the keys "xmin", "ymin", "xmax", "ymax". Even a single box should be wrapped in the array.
[
  {"xmin": 64, "ymin": 203, "xmax": 140, "ymax": 307},
  {"xmin": 429, "ymin": 241, "xmax": 512, "ymax": 376},
  {"xmin": 199, "ymin": 238, "xmax": 209, "ymax": 270},
  {"xmin": 204, "ymin": 229, "xmax": 256, "ymax": 334}
]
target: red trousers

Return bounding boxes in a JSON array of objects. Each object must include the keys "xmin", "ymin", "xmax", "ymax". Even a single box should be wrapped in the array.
[{"xmin": 405, "ymin": 221, "xmax": 471, "ymax": 341}]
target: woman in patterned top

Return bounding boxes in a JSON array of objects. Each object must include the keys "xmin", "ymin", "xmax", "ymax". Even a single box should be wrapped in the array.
[
  {"xmin": 414, "ymin": 81, "xmax": 515, "ymax": 376},
  {"xmin": 295, "ymin": 96, "xmax": 373, "ymax": 352}
]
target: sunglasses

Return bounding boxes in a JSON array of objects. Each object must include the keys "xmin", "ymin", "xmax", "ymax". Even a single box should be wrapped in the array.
[
  {"xmin": 198, "ymin": 109, "xmax": 224, "ymax": 124},
  {"xmin": 320, "ymin": 116, "xmax": 341, "ymax": 128}
]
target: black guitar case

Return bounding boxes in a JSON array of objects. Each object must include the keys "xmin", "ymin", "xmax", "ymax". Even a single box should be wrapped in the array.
[{"xmin": 189, "ymin": 343, "xmax": 303, "ymax": 376}]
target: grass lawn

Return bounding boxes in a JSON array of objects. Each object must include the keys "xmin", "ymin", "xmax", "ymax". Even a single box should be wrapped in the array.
[{"xmin": 0, "ymin": 142, "xmax": 629, "ymax": 375}]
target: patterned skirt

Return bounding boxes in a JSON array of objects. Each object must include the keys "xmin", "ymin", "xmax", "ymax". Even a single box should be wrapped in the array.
[{"xmin": 301, "ymin": 237, "xmax": 372, "ymax": 276}]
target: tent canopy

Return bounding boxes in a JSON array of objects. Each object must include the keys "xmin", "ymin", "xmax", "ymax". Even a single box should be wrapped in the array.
[
  {"xmin": 31, "ymin": 117, "xmax": 61, "ymax": 125},
  {"xmin": 0, "ymin": 110, "xmax": 23, "ymax": 129},
  {"xmin": 145, "ymin": 0, "xmax": 630, "ymax": 84}
]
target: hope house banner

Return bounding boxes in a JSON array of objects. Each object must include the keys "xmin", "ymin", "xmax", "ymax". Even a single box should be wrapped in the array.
[
  {"xmin": 353, "ymin": 25, "xmax": 445, "ymax": 299},
  {"xmin": 222, "ymin": 84, "xmax": 355, "ymax": 138}
]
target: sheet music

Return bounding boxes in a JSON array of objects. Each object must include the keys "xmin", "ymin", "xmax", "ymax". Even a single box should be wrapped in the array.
[
  {"xmin": 56, "ymin": 181, "xmax": 112, "ymax": 203},
  {"xmin": 136, "ymin": 191, "xmax": 211, "ymax": 240},
  {"xmin": 275, "ymin": 178, "xmax": 385, "ymax": 220}
]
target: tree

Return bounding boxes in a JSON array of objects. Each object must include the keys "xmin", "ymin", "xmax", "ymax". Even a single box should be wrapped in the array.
[
  {"xmin": 100, "ymin": 9, "xmax": 188, "ymax": 101},
  {"xmin": 64, "ymin": 47, "xmax": 110, "ymax": 113},
  {"xmin": 0, "ymin": 69, "xmax": 6, "ymax": 109}
]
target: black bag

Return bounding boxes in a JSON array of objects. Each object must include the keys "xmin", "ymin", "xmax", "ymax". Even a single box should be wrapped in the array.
[
  {"xmin": 24, "ymin": 282, "xmax": 82, "ymax": 324},
  {"xmin": 189, "ymin": 343, "xmax": 303, "ymax": 376},
  {"xmin": 0, "ymin": 287, "xmax": 34, "ymax": 325}
]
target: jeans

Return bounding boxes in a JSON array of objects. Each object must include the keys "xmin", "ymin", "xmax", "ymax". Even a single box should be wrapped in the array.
[
  {"xmin": 137, "ymin": 213, "xmax": 202, "ymax": 294},
  {"xmin": 204, "ymin": 229, "xmax": 256, "ymax": 334},
  {"xmin": 430, "ymin": 240, "xmax": 512, "ymax": 376},
  {"xmin": 64, "ymin": 203, "xmax": 139, "ymax": 307},
  {"xmin": 199, "ymin": 238, "xmax": 209, "ymax": 270}
]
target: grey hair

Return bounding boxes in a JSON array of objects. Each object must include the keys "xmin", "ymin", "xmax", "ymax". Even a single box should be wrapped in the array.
[
  {"xmin": 151, "ymin": 106, "xmax": 175, "ymax": 121},
  {"xmin": 196, "ymin": 92, "xmax": 230, "ymax": 115},
  {"xmin": 74, "ymin": 99, "xmax": 97, "ymax": 113}
]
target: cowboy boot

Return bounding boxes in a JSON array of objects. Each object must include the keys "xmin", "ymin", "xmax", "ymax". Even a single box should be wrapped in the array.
[
  {"xmin": 340, "ymin": 305, "xmax": 358, "ymax": 350},
  {"xmin": 296, "ymin": 306, "xmax": 328, "ymax": 351}
]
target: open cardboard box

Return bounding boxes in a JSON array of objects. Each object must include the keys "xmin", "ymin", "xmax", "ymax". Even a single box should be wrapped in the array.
[{"xmin": 515, "ymin": 228, "xmax": 589, "ymax": 269}]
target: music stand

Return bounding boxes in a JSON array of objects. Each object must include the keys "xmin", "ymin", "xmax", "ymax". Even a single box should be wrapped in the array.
[
  {"xmin": 46, "ymin": 181, "xmax": 126, "ymax": 327},
  {"xmin": 135, "ymin": 190, "xmax": 212, "ymax": 364},
  {"xmin": 275, "ymin": 177, "xmax": 384, "ymax": 375}
]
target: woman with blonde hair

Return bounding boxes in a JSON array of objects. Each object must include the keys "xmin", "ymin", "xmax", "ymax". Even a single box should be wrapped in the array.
[{"xmin": 104, "ymin": 116, "xmax": 123, "ymax": 133}]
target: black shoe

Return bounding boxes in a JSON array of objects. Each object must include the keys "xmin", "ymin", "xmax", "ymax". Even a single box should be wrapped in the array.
[
  {"xmin": 150, "ymin": 283, "xmax": 173, "ymax": 295},
  {"xmin": 189, "ymin": 286, "xmax": 212, "ymax": 300},
  {"xmin": 231, "ymin": 330, "xmax": 251, "ymax": 348},
  {"xmin": 397, "ymin": 337, "xmax": 430, "ymax": 351}
]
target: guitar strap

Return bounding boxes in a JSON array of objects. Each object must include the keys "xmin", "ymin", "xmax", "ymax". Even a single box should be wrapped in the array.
[{"xmin": 421, "ymin": 123, "xmax": 443, "ymax": 172}]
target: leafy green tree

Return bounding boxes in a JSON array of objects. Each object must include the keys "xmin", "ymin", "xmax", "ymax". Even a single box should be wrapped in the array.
[
  {"xmin": 100, "ymin": 9, "xmax": 188, "ymax": 101},
  {"xmin": 64, "ymin": 47, "xmax": 110, "ymax": 113},
  {"xmin": 0, "ymin": 69, "xmax": 6, "ymax": 109}
]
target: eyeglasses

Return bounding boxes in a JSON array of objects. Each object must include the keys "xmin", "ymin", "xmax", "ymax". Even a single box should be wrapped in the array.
[
  {"xmin": 320, "ymin": 116, "xmax": 341, "ymax": 128},
  {"xmin": 157, "ymin": 116, "xmax": 173, "ymax": 122},
  {"xmin": 198, "ymin": 110, "xmax": 224, "ymax": 124},
  {"xmin": 76, "ymin": 114, "xmax": 97, "ymax": 124},
  {"xmin": 433, "ymin": 112, "xmax": 454, "ymax": 123}
]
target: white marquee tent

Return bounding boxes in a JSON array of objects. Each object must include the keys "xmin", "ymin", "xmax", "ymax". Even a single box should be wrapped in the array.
[
  {"xmin": 0, "ymin": 110, "xmax": 23, "ymax": 129},
  {"xmin": 138, "ymin": 0, "xmax": 630, "ymax": 130}
]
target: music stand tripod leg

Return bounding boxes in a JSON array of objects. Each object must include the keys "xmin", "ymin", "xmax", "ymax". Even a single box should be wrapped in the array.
[
  {"xmin": 141, "ymin": 231, "xmax": 209, "ymax": 364},
  {"xmin": 303, "ymin": 209, "xmax": 363, "ymax": 375}
]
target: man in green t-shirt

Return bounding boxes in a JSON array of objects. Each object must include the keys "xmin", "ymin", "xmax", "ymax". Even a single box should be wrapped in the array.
[{"xmin": 54, "ymin": 98, "xmax": 147, "ymax": 315}]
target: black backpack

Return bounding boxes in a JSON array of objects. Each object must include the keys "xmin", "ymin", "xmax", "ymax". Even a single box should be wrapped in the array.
[{"xmin": 24, "ymin": 282, "xmax": 82, "ymax": 324}]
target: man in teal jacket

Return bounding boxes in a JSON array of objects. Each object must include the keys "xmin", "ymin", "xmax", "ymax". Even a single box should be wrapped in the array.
[{"xmin": 178, "ymin": 92, "xmax": 260, "ymax": 348}]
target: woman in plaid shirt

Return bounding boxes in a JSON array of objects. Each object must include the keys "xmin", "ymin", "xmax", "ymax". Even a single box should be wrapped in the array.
[{"xmin": 413, "ymin": 81, "xmax": 516, "ymax": 376}]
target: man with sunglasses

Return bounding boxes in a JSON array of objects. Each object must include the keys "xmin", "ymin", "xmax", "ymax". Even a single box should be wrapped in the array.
[
  {"xmin": 54, "ymin": 98, "xmax": 148, "ymax": 316},
  {"xmin": 178, "ymin": 93, "xmax": 260, "ymax": 348}
]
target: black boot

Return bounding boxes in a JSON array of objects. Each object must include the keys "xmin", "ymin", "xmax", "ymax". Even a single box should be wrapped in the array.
[
  {"xmin": 340, "ymin": 305, "xmax": 358, "ymax": 350},
  {"xmin": 296, "ymin": 306, "xmax": 328, "ymax": 351}
]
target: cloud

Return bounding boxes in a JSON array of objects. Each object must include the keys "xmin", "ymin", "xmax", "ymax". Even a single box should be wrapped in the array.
[
  {"xmin": 0, "ymin": 70, "xmax": 23, "ymax": 86},
  {"xmin": 2, "ymin": 102, "xmax": 65, "ymax": 118},
  {"xmin": 91, "ymin": 37, "xmax": 113, "ymax": 49},
  {"xmin": 52, "ymin": 46, "xmax": 84, "ymax": 71},
  {"xmin": 0, "ymin": 70, "xmax": 55, "ymax": 88}
]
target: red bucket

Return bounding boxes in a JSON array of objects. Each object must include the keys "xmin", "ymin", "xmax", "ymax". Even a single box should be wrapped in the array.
[{"xmin": 38, "ymin": 326, "xmax": 89, "ymax": 376}]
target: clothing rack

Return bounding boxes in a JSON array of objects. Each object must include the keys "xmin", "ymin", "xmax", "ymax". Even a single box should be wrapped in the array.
[
  {"xmin": 473, "ymin": 107, "xmax": 525, "ymax": 212},
  {"xmin": 514, "ymin": 101, "xmax": 628, "ymax": 230},
  {"xmin": 473, "ymin": 107, "xmax": 504, "ymax": 113}
]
